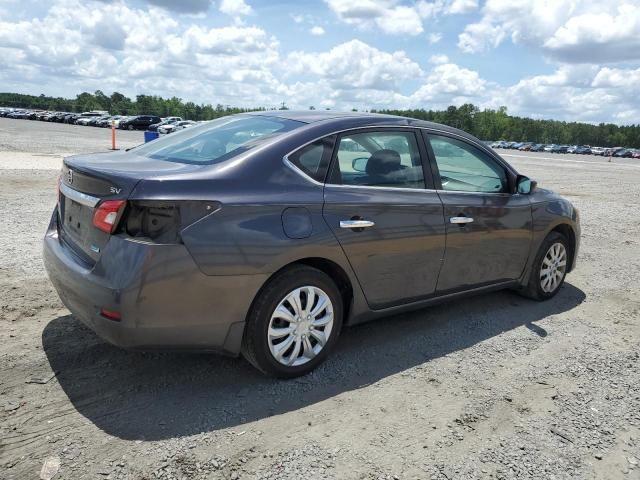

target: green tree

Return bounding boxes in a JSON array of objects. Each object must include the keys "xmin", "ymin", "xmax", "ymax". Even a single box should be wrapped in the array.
[{"xmin": 1, "ymin": 91, "xmax": 639, "ymax": 147}]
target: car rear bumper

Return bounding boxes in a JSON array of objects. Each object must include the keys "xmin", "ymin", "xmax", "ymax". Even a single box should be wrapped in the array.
[{"xmin": 43, "ymin": 209, "xmax": 267, "ymax": 354}]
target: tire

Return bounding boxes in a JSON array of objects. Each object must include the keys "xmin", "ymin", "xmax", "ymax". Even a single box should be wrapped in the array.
[
  {"xmin": 241, "ymin": 265, "xmax": 343, "ymax": 378},
  {"xmin": 519, "ymin": 231, "xmax": 569, "ymax": 301}
]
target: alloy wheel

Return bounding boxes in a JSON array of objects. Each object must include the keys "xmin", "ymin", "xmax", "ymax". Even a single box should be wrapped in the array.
[
  {"xmin": 540, "ymin": 242, "xmax": 567, "ymax": 293},
  {"xmin": 267, "ymin": 286, "xmax": 334, "ymax": 367}
]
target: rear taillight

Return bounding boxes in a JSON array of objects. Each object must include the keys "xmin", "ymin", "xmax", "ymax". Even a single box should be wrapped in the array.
[
  {"xmin": 118, "ymin": 200, "xmax": 219, "ymax": 243},
  {"xmin": 100, "ymin": 308, "xmax": 121, "ymax": 321},
  {"xmin": 93, "ymin": 200, "xmax": 126, "ymax": 234}
]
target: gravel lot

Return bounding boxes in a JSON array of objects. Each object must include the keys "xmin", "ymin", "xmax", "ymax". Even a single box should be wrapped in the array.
[{"xmin": 0, "ymin": 117, "xmax": 639, "ymax": 480}]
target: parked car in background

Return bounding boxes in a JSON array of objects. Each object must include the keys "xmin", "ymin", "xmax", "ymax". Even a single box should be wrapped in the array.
[
  {"xmin": 75, "ymin": 112, "xmax": 107, "ymax": 125},
  {"xmin": 567, "ymin": 145, "xmax": 577, "ymax": 154},
  {"xmin": 86, "ymin": 115, "xmax": 109, "ymax": 127},
  {"xmin": 63, "ymin": 114, "xmax": 79, "ymax": 124},
  {"xmin": 44, "ymin": 111, "xmax": 580, "ymax": 378},
  {"xmin": 119, "ymin": 115, "xmax": 162, "ymax": 130},
  {"xmin": 530, "ymin": 144, "xmax": 545, "ymax": 152},
  {"xmin": 95, "ymin": 115, "xmax": 124, "ymax": 128},
  {"xmin": 551, "ymin": 145, "xmax": 569, "ymax": 153},
  {"xmin": 13, "ymin": 110, "xmax": 33, "ymax": 119},
  {"xmin": 614, "ymin": 148, "xmax": 634, "ymax": 158},
  {"xmin": 573, "ymin": 145, "xmax": 591, "ymax": 155},
  {"xmin": 157, "ymin": 120, "xmax": 196, "ymax": 134},
  {"xmin": 95, "ymin": 116, "xmax": 112, "ymax": 128},
  {"xmin": 631, "ymin": 150, "xmax": 640, "ymax": 159},
  {"xmin": 149, "ymin": 117, "xmax": 183, "ymax": 132},
  {"xmin": 590, "ymin": 147, "xmax": 605, "ymax": 155},
  {"xmin": 604, "ymin": 147, "xmax": 624, "ymax": 156}
]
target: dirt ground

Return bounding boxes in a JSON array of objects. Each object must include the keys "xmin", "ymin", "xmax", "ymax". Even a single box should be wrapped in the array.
[{"xmin": 0, "ymin": 118, "xmax": 639, "ymax": 480}]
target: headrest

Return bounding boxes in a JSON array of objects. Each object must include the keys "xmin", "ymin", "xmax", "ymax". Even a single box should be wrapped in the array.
[{"xmin": 366, "ymin": 149, "xmax": 402, "ymax": 176}]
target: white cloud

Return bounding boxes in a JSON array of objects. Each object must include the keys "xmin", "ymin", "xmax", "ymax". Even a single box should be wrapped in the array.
[
  {"xmin": 376, "ymin": 5, "xmax": 424, "ymax": 35},
  {"xmin": 325, "ymin": 0, "xmax": 478, "ymax": 36},
  {"xmin": 492, "ymin": 64, "xmax": 640, "ymax": 124},
  {"xmin": 429, "ymin": 54, "xmax": 449, "ymax": 65},
  {"xmin": 177, "ymin": 25, "xmax": 274, "ymax": 56},
  {"xmin": 544, "ymin": 5, "xmax": 640, "ymax": 62},
  {"xmin": 458, "ymin": 22, "xmax": 505, "ymax": 53},
  {"xmin": 458, "ymin": 0, "xmax": 640, "ymax": 63},
  {"xmin": 0, "ymin": 0, "xmax": 283, "ymax": 107},
  {"xmin": 310, "ymin": 26, "xmax": 326, "ymax": 36},
  {"xmin": 416, "ymin": 0, "xmax": 478, "ymax": 17},
  {"xmin": 144, "ymin": 0, "xmax": 212, "ymax": 14},
  {"xmin": 287, "ymin": 40, "xmax": 422, "ymax": 90},
  {"xmin": 1, "ymin": 0, "xmax": 639, "ymax": 124},
  {"xmin": 411, "ymin": 62, "xmax": 487, "ymax": 105},
  {"xmin": 446, "ymin": 0, "xmax": 478, "ymax": 15},
  {"xmin": 592, "ymin": 66, "xmax": 640, "ymax": 89},
  {"xmin": 218, "ymin": 0, "xmax": 253, "ymax": 16},
  {"xmin": 428, "ymin": 32, "xmax": 442, "ymax": 44}
]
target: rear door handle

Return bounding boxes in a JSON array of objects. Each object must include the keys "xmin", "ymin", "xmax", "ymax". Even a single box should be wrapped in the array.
[
  {"xmin": 450, "ymin": 216, "xmax": 474, "ymax": 224},
  {"xmin": 340, "ymin": 220, "xmax": 375, "ymax": 229}
]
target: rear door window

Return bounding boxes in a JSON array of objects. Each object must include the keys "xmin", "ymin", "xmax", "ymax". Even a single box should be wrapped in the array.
[{"xmin": 328, "ymin": 130, "xmax": 425, "ymax": 189}]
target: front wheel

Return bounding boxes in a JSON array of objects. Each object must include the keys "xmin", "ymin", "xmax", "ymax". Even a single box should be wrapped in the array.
[
  {"xmin": 519, "ymin": 231, "xmax": 569, "ymax": 301},
  {"xmin": 242, "ymin": 266, "xmax": 343, "ymax": 378}
]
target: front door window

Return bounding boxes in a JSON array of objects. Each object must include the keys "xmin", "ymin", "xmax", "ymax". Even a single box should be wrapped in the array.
[{"xmin": 428, "ymin": 135, "xmax": 507, "ymax": 193}]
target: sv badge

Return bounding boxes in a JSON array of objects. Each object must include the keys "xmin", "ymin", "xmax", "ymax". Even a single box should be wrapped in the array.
[{"xmin": 110, "ymin": 186, "xmax": 122, "ymax": 194}]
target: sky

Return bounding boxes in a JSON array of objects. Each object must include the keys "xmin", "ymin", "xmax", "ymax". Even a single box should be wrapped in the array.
[{"xmin": 0, "ymin": 0, "xmax": 639, "ymax": 124}]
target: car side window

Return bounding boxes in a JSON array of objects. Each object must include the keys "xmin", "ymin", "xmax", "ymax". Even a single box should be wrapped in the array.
[
  {"xmin": 288, "ymin": 135, "xmax": 335, "ymax": 183},
  {"xmin": 329, "ymin": 131, "xmax": 425, "ymax": 189},
  {"xmin": 427, "ymin": 134, "xmax": 508, "ymax": 193}
]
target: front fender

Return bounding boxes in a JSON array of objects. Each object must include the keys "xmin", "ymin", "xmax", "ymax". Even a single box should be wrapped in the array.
[{"xmin": 519, "ymin": 194, "xmax": 580, "ymax": 284}]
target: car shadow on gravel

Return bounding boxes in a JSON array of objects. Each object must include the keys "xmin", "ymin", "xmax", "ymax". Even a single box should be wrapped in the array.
[{"xmin": 42, "ymin": 283, "xmax": 585, "ymax": 441}]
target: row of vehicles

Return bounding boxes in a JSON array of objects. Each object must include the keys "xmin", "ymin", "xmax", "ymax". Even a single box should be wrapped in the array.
[
  {"xmin": 491, "ymin": 141, "xmax": 640, "ymax": 158},
  {"xmin": 0, "ymin": 108, "xmax": 197, "ymax": 134}
]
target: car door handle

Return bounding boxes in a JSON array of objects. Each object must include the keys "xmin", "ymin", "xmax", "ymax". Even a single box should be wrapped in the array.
[
  {"xmin": 450, "ymin": 216, "xmax": 474, "ymax": 224},
  {"xmin": 340, "ymin": 220, "xmax": 375, "ymax": 229}
]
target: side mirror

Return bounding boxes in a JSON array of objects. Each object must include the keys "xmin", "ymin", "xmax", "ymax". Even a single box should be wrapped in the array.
[
  {"xmin": 352, "ymin": 157, "xmax": 368, "ymax": 172},
  {"xmin": 517, "ymin": 175, "xmax": 537, "ymax": 194}
]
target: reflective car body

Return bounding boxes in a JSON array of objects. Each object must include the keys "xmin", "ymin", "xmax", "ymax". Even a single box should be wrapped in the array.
[{"xmin": 44, "ymin": 111, "xmax": 580, "ymax": 356}]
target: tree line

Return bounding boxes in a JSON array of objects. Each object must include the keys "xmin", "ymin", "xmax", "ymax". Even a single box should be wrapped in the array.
[
  {"xmin": 1, "ymin": 91, "xmax": 638, "ymax": 147},
  {"xmin": 376, "ymin": 105, "xmax": 640, "ymax": 148},
  {"xmin": 0, "ymin": 91, "xmax": 262, "ymax": 122}
]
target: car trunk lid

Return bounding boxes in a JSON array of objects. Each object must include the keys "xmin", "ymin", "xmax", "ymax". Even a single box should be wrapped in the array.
[{"xmin": 58, "ymin": 151, "xmax": 205, "ymax": 264}]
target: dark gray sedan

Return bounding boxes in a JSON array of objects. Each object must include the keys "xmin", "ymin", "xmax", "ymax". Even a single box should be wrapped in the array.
[{"xmin": 44, "ymin": 111, "xmax": 580, "ymax": 377}]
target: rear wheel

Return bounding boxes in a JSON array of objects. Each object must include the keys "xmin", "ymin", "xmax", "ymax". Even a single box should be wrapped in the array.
[
  {"xmin": 519, "ymin": 231, "xmax": 569, "ymax": 301},
  {"xmin": 242, "ymin": 266, "xmax": 343, "ymax": 378}
]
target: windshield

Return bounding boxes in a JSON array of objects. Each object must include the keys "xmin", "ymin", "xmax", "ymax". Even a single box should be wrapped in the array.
[{"xmin": 132, "ymin": 115, "xmax": 303, "ymax": 164}]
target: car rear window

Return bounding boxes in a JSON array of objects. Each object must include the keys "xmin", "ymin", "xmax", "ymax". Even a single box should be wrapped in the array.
[{"xmin": 132, "ymin": 115, "xmax": 303, "ymax": 164}]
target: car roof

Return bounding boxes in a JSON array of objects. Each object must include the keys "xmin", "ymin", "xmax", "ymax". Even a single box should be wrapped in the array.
[
  {"xmin": 245, "ymin": 110, "xmax": 468, "ymax": 135},
  {"xmin": 245, "ymin": 110, "xmax": 402, "ymax": 123}
]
